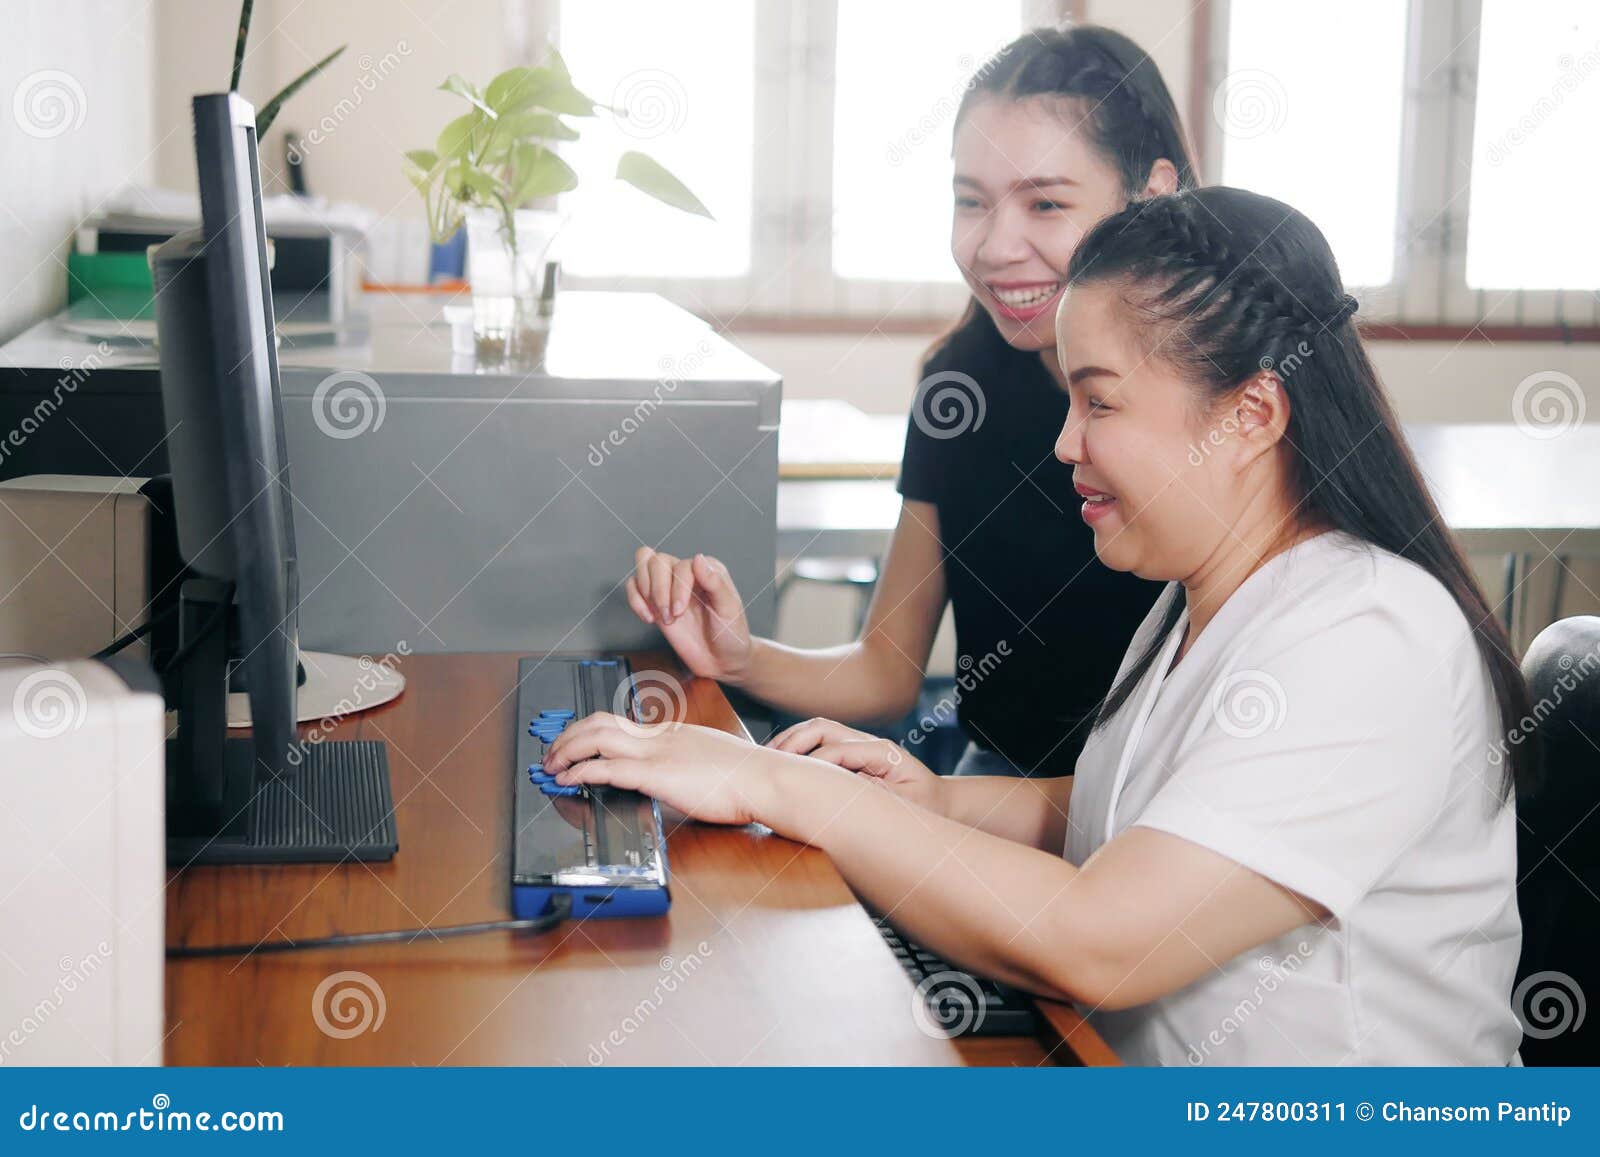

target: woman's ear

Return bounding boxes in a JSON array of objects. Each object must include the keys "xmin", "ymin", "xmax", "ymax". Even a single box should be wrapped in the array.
[
  {"xmin": 1228, "ymin": 371, "xmax": 1291, "ymax": 469},
  {"xmin": 1142, "ymin": 157, "xmax": 1181, "ymax": 198}
]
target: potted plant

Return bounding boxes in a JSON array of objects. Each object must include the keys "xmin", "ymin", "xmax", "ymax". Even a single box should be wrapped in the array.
[
  {"xmin": 404, "ymin": 51, "xmax": 710, "ymax": 367},
  {"xmin": 231, "ymin": 0, "xmax": 347, "ymax": 135}
]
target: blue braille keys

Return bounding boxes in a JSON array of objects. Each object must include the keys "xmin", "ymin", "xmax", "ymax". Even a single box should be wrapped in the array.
[
  {"xmin": 539, "ymin": 781, "xmax": 582, "ymax": 797},
  {"xmin": 539, "ymin": 709, "xmax": 575, "ymax": 720},
  {"xmin": 527, "ymin": 765, "xmax": 556, "ymax": 784}
]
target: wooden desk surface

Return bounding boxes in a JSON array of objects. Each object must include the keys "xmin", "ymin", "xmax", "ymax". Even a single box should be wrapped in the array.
[{"xmin": 165, "ymin": 652, "xmax": 1113, "ymax": 1066}]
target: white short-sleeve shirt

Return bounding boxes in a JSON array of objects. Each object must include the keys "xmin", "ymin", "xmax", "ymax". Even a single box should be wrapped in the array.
[{"xmin": 1064, "ymin": 531, "xmax": 1522, "ymax": 1066}]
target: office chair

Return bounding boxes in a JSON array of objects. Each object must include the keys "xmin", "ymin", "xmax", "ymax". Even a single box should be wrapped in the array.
[{"xmin": 1514, "ymin": 615, "xmax": 1600, "ymax": 1065}]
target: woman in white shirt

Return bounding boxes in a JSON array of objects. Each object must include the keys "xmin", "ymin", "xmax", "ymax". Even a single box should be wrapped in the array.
[{"xmin": 543, "ymin": 187, "xmax": 1533, "ymax": 1066}]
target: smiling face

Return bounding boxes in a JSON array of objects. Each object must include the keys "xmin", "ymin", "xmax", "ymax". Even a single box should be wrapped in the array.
[
  {"xmin": 950, "ymin": 96, "xmax": 1133, "ymax": 353},
  {"xmin": 1052, "ymin": 282, "xmax": 1271, "ymax": 581}
]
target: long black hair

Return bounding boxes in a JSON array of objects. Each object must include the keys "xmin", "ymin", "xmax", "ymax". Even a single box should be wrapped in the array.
[
  {"xmin": 924, "ymin": 24, "xmax": 1200, "ymax": 374},
  {"xmin": 1067, "ymin": 186, "xmax": 1535, "ymax": 799}
]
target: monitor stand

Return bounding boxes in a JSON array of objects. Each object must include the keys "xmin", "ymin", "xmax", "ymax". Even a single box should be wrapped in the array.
[{"xmin": 164, "ymin": 579, "xmax": 398, "ymax": 865}]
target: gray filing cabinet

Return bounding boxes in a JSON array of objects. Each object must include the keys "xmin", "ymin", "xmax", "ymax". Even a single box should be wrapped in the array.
[{"xmin": 0, "ymin": 290, "xmax": 780, "ymax": 654}]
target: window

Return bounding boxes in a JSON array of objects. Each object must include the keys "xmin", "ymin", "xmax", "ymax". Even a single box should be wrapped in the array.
[
  {"xmin": 1466, "ymin": 0, "xmax": 1599, "ymax": 291},
  {"xmin": 546, "ymin": 0, "xmax": 1050, "ymax": 318},
  {"xmin": 556, "ymin": 0, "xmax": 755, "ymax": 280},
  {"xmin": 1208, "ymin": 0, "xmax": 1600, "ymax": 327},
  {"xmin": 1214, "ymin": 0, "xmax": 1407, "ymax": 288},
  {"xmin": 831, "ymin": 2, "xmax": 1021, "ymax": 283}
]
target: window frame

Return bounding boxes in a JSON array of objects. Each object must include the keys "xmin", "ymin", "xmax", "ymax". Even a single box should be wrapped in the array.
[
  {"xmin": 520, "ymin": 0, "xmax": 1072, "ymax": 324},
  {"xmin": 1201, "ymin": 0, "xmax": 1600, "ymax": 332}
]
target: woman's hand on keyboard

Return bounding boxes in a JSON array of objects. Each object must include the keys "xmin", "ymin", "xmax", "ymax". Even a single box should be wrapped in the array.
[
  {"xmin": 543, "ymin": 712, "xmax": 772, "ymax": 827},
  {"xmin": 627, "ymin": 547, "xmax": 753, "ymax": 682},
  {"xmin": 766, "ymin": 718, "xmax": 946, "ymax": 816}
]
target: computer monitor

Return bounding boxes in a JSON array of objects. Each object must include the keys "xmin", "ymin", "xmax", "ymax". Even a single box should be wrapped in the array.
[{"xmin": 150, "ymin": 92, "xmax": 395, "ymax": 864}]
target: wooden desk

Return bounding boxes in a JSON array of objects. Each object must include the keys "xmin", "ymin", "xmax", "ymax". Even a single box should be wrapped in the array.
[{"xmin": 165, "ymin": 653, "xmax": 1114, "ymax": 1066}]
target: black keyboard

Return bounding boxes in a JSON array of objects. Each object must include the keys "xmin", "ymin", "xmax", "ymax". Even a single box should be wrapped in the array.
[{"xmin": 874, "ymin": 918, "xmax": 1039, "ymax": 1037}]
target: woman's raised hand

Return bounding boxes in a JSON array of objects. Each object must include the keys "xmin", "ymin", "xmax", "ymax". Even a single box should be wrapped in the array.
[{"xmin": 626, "ymin": 547, "xmax": 754, "ymax": 682}]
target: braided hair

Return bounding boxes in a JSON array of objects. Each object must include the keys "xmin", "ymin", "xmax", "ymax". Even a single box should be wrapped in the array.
[
  {"xmin": 1068, "ymin": 187, "xmax": 1534, "ymax": 801},
  {"xmin": 923, "ymin": 24, "xmax": 1198, "ymax": 372}
]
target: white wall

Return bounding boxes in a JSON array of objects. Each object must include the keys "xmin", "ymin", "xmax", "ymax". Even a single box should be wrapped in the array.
[
  {"xmin": 0, "ymin": 0, "xmax": 155, "ymax": 344},
  {"xmin": 152, "ymin": 0, "xmax": 513, "ymax": 221}
]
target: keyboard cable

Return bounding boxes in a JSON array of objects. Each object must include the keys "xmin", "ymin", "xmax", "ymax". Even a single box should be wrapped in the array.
[{"xmin": 167, "ymin": 893, "xmax": 574, "ymax": 958}]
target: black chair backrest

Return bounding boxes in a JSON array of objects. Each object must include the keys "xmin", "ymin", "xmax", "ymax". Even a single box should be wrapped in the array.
[{"xmin": 1514, "ymin": 615, "xmax": 1600, "ymax": 1065}]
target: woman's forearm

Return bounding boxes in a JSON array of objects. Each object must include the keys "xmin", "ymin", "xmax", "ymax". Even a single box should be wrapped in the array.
[
  {"xmin": 729, "ymin": 635, "xmax": 924, "ymax": 725},
  {"xmin": 753, "ymin": 754, "xmax": 1092, "ymax": 1000},
  {"xmin": 940, "ymin": 774, "xmax": 1074, "ymax": 851}
]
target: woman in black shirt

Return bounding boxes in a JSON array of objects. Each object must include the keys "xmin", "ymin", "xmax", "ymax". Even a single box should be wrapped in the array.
[{"xmin": 626, "ymin": 25, "xmax": 1198, "ymax": 776}]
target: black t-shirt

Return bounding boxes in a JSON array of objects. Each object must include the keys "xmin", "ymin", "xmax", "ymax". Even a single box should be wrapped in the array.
[{"xmin": 898, "ymin": 313, "xmax": 1162, "ymax": 776}]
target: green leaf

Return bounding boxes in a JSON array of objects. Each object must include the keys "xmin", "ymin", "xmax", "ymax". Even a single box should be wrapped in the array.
[
  {"xmin": 231, "ymin": 0, "xmax": 254, "ymax": 92},
  {"xmin": 439, "ymin": 74, "xmax": 497, "ymax": 119},
  {"xmin": 508, "ymin": 145, "xmax": 578, "ymax": 206},
  {"xmin": 402, "ymin": 149, "xmax": 440, "ymax": 196},
  {"xmin": 496, "ymin": 110, "xmax": 578, "ymax": 142},
  {"xmin": 521, "ymin": 54, "xmax": 600, "ymax": 116},
  {"xmin": 435, "ymin": 111, "xmax": 482, "ymax": 160},
  {"xmin": 615, "ymin": 151, "xmax": 712, "ymax": 218},
  {"xmin": 256, "ymin": 44, "xmax": 346, "ymax": 136},
  {"xmin": 456, "ymin": 163, "xmax": 502, "ymax": 201},
  {"xmin": 486, "ymin": 67, "xmax": 544, "ymax": 114}
]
